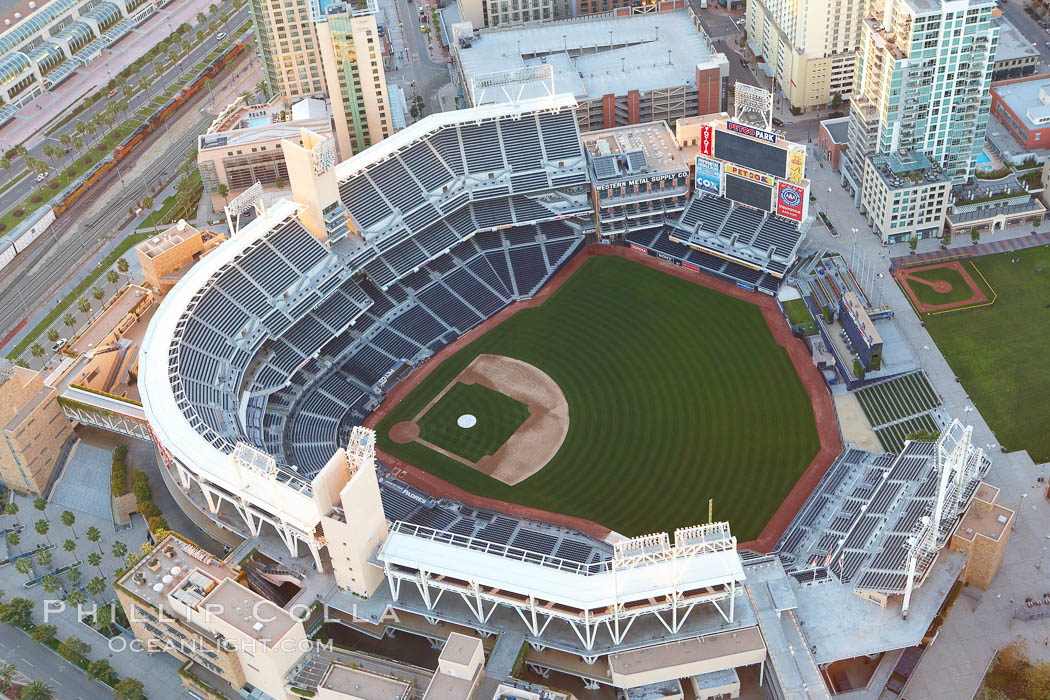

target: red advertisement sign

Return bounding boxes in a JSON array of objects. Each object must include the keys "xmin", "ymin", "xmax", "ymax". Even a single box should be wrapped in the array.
[
  {"xmin": 776, "ymin": 182, "xmax": 805, "ymax": 222},
  {"xmin": 699, "ymin": 125, "xmax": 714, "ymax": 157}
]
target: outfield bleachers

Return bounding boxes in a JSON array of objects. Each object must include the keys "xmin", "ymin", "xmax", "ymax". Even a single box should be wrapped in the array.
[{"xmin": 854, "ymin": 371, "xmax": 943, "ymax": 453}]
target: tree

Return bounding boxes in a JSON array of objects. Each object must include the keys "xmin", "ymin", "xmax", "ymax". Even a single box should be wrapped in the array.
[
  {"xmin": 3, "ymin": 502, "xmax": 17, "ymax": 527},
  {"xmin": 0, "ymin": 597, "xmax": 33, "ymax": 627},
  {"xmin": 67, "ymin": 566, "xmax": 82, "ymax": 586},
  {"xmin": 1026, "ymin": 662, "xmax": 1050, "ymax": 700},
  {"xmin": 35, "ymin": 549, "xmax": 51, "ymax": 570},
  {"xmin": 41, "ymin": 144, "xmax": 58, "ymax": 168},
  {"xmin": 106, "ymin": 269, "xmax": 120, "ymax": 287},
  {"xmin": 30, "ymin": 623, "xmax": 57, "ymax": 645},
  {"xmin": 58, "ymin": 635, "xmax": 90, "ymax": 665},
  {"xmin": 62, "ymin": 312, "xmax": 77, "ymax": 332},
  {"xmin": 209, "ymin": 2, "xmax": 218, "ymax": 14},
  {"xmin": 41, "ymin": 574, "xmax": 61, "ymax": 596},
  {"xmin": 88, "ymin": 552, "xmax": 104, "ymax": 577},
  {"xmin": 19, "ymin": 680, "xmax": 54, "ymax": 700},
  {"xmin": 972, "ymin": 227, "xmax": 981, "ymax": 243},
  {"xmin": 59, "ymin": 132, "xmax": 72, "ymax": 155},
  {"xmin": 33, "ymin": 496, "xmax": 47, "ymax": 521},
  {"xmin": 30, "ymin": 343, "xmax": 44, "ymax": 364},
  {"xmin": 0, "ymin": 156, "xmax": 9, "ymax": 172},
  {"xmin": 86, "ymin": 526, "xmax": 102, "ymax": 554},
  {"xmin": 111, "ymin": 541, "xmax": 128, "ymax": 562},
  {"xmin": 77, "ymin": 297, "xmax": 91, "ymax": 320},
  {"xmin": 141, "ymin": 76, "xmax": 153, "ymax": 99},
  {"xmin": 88, "ymin": 658, "xmax": 115, "ymax": 684},
  {"xmin": 117, "ymin": 257, "xmax": 130, "ymax": 283},
  {"xmin": 63, "ymin": 539, "xmax": 76, "ymax": 554},
  {"xmin": 7, "ymin": 533, "xmax": 18, "ymax": 552},
  {"xmin": 217, "ymin": 182, "xmax": 229, "ymax": 205},
  {"xmin": 140, "ymin": 195, "xmax": 153, "ymax": 212},
  {"xmin": 998, "ymin": 636, "xmax": 1030, "ymax": 676},
  {"xmin": 71, "ymin": 134, "xmax": 84, "ymax": 158},
  {"xmin": 0, "ymin": 663, "xmax": 17, "ymax": 691},
  {"xmin": 34, "ymin": 519, "xmax": 50, "ymax": 547},
  {"xmin": 196, "ymin": 10, "xmax": 206, "ymax": 24},
  {"xmin": 113, "ymin": 677, "xmax": 145, "ymax": 700},
  {"xmin": 943, "ymin": 230, "xmax": 952, "ymax": 247},
  {"xmin": 87, "ymin": 576, "xmax": 106, "ymax": 601},
  {"xmin": 47, "ymin": 328, "xmax": 60, "ymax": 343},
  {"xmin": 67, "ymin": 589, "xmax": 86, "ymax": 608},
  {"xmin": 14, "ymin": 558, "xmax": 32, "ymax": 581},
  {"xmin": 91, "ymin": 285, "xmax": 105, "ymax": 304}
]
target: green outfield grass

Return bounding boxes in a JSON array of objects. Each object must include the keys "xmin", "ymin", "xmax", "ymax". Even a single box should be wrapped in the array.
[
  {"xmin": 376, "ymin": 256, "xmax": 821, "ymax": 539},
  {"xmin": 416, "ymin": 382, "xmax": 530, "ymax": 462},
  {"xmin": 922, "ymin": 247, "xmax": 1050, "ymax": 462},
  {"xmin": 904, "ymin": 263, "xmax": 983, "ymax": 306}
]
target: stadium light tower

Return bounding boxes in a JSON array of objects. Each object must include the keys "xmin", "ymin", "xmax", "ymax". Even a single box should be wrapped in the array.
[{"xmin": 733, "ymin": 82, "xmax": 773, "ymax": 131}]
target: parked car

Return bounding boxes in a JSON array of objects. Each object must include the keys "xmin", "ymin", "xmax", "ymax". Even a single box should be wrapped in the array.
[
  {"xmin": 51, "ymin": 339, "xmax": 67, "ymax": 352},
  {"xmin": 215, "ymin": 32, "xmax": 227, "ymax": 41},
  {"xmin": 107, "ymin": 88, "xmax": 118, "ymax": 98},
  {"xmin": 829, "ymin": 111, "xmax": 845, "ymax": 118},
  {"xmin": 35, "ymin": 172, "xmax": 49, "ymax": 182},
  {"xmin": 771, "ymin": 116, "xmax": 784, "ymax": 127}
]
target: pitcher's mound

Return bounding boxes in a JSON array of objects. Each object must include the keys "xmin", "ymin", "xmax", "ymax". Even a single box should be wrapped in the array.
[{"xmin": 457, "ymin": 414, "xmax": 477, "ymax": 428}]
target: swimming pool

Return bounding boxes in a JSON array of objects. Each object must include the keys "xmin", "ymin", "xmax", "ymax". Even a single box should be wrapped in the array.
[
  {"xmin": 248, "ymin": 116, "xmax": 269, "ymax": 127},
  {"xmin": 977, "ymin": 150, "xmax": 994, "ymax": 171}
]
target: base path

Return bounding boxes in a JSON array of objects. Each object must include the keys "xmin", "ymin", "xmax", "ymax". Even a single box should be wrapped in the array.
[
  {"xmin": 893, "ymin": 260, "xmax": 989, "ymax": 313},
  {"xmin": 366, "ymin": 245, "xmax": 842, "ymax": 549}
]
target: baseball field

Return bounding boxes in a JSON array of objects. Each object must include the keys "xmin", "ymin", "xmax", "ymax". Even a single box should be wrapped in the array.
[
  {"xmin": 375, "ymin": 255, "xmax": 821, "ymax": 540},
  {"xmin": 921, "ymin": 246, "xmax": 1050, "ymax": 462}
]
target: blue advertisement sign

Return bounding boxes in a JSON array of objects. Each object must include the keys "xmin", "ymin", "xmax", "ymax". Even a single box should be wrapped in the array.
[{"xmin": 695, "ymin": 156, "xmax": 722, "ymax": 196}]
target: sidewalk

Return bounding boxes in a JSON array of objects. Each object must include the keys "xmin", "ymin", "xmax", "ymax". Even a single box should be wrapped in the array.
[{"xmin": 891, "ymin": 231, "xmax": 1050, "ymax": 268}]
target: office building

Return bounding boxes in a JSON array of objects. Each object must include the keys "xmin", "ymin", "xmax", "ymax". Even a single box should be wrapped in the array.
[
  {"xmin": 745, "ymin": 0, "xmax": 861, "ymax": 111},
  {"xmin": 249, "ymin": 0, "xmax": 326, "ymax": 99},
  {"xmin": 859, "ymin": 150, "xmax": 951, "ymax": 244},
  {"xmin": 451, "ymin": 9, "xmax": 728, "ymax": 131},
  {"xmin": 455, "ymin": 0, "xmax": 571, "ymax": 28},
  {"xmin": 992, "ymin": 16, "xmax": 1038, "ymax": 81},
  {"xmin": 316, "ymin": 0, "xmax": 393, "ymax": 157},
  {"xmin": 845, "ymin": 0, "xmax": 999, "ymax": 201},
  {"xmin": 0, "ymin": 360, "xmax": 74, "ymax": 495},
  {"xmin": 990, "ymin": 74, "xmax": 1050, "ymax": 150}
]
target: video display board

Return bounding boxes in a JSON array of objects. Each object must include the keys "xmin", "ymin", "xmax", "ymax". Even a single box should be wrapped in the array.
[
  {"xmin": 725, "ymin": 174, "xmax": 773, "ymax": 212},
  {"xmin": 714, "ymin": 129, "xmax": 788, "ymax": 180}
]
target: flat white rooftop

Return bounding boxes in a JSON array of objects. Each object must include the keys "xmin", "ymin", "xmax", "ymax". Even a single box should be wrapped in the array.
[{"xmin": 457, "ymin": 11, "xmax": 720, "ymax": 105}]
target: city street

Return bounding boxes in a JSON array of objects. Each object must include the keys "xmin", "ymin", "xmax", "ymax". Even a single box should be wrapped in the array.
[{"xmin": 381, "ymin": 0, "xmax": 451, "ymax": 116}]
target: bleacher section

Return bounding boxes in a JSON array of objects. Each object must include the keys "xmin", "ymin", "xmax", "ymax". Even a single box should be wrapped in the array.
[
  {"xmin": 625, "ymin": 226, "xmax": 780, "ymax": 295},
  {"xmin": 775, "ymin": 438, "xmax": 989, "ymax": 595},
  {"xmin": 643, "ymin": 192, "xmax": 807, "ymax": 289},
  {"xmin": 854, "ymin": 371, "xmax": 944, "ymax": 453}
]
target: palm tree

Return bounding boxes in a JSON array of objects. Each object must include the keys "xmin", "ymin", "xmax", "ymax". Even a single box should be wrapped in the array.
[
  {"xmin": 196, "ymin": 28, "xmax": 206, "ymax": 45},
  {"xmin": 0, "ymin": 156, "xmax": 9, "ymax": 172},
  {"xmin": 141, "ymin": 76, "xmax": 154, "ymax": 99},
  {"xmin": 41, "ymin": 574, "xmax": 60, "ymax": 595},
  {"xmin": 20, "ymin": 680, "xmax": 55, "ymax": 700},
  {"xmin": 47, "ymin": 328, "xmax": 59, "ymax": 343},
  {"xmin": 62, "ymin": 312, "xmax": 77, "ymax": 333},
  {"xmin": 85, "ymin": 526, "xmax": 102, "ymax": 554},
  {"xmin": 91, "ymin": 286, "xmax": 105, "ymax": 304},
  {"xmin": 106, "ymin": 269, "xmax": 120, "ymax": 288},
  {"xmin": 111, "ymin": 541, "xmax": 127, "ymax": 562},
  {"xmin": 196, "ymin": 10, "xmax": 206, "ymax": 24},
  {"xmin": 34, "ymin": 519, "xmax": 50, "ymax": 547},
  {"xmin": 87, "ymin": 575, "xmax": 106, "ymax": 601},
  {"xmin": 67, "ymin": 589, "xmax": 86, "ymax": 608},
  {"xmin": 217, "ymin": 182, "xmax": 229, "ymax": 206},
  {"xmin": 0, "ymin": 663, "xmax": 17, "ymax": 691},
  {"xmin": 4, "ymin": 502, "xmax": 17, "ymax": 526},
  {"xmin": 41, "ymin": 144, "xmax": 57, "ymax": 168},
  {"xmin": 30, "ymin": 343, "xmax": 45, "ymax": 365},
  {"xmin": 76, "ymin": 297, "xmax": 91, "ymax": 320},
  {"xmin": 35, "ymin": 548, "xmax": 51, "ymax": 569},
  {"xmin": 68, "ymin": 566, "xmax": 81, "ymax": 586},
  {"xmin": 88, "ymin": 552, "xmax": 104, "ymax": 577},
  {"xmin": 7, "ymin": 533, "xmax": 19, "ymax": 553},
  {"xmin": 117, "ymin": 257, "xmax": 130, "ymax": 283},
  {"xmin": 63, "ymin": 539, "xmax": 76, "ymax": 554},
  {"xmin": 60, "ymin": 510, "xmax": 77, "ymax": 539},
  {"xmin": 14, "ymin": 558, "xmax": 31, "ymax": 580},
  {"xmin": 33, "ymin": 496, "xmax": 47, "ymax": 521}
]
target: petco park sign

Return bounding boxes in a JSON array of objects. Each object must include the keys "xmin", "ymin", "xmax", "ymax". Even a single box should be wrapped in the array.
[
  {"xmin": 724, "ymin": 163, "xmax": 775, "ymax": 186},
  {"xmin": 726, "ymin": 120, "xmax": 777, "ymax": 144},
  {"xmin": 593, "ymin": 171, "xmax": 685, "ymax": 191}
]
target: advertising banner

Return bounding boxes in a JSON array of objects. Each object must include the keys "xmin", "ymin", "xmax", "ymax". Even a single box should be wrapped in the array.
[
  {"xmin": 695, "ymin": 156, "xmax": 722, "ymax": 196},
  {"xmin": 787, "ymin": 145, "xmax": 806, "ymax": 184},
  {"xmin": 725, "ymin": 163, "xmax": 775, "ymax": 186},
  {"xmin": 726, "ymin": 120, "xmax": 777, "ymax": 144},
  {"xmin": 699, "ymin": 125, "xmax": 714, "ymax": 156},
  {"xmin": 776, "ymin": 182, "xmax": 805, "ymax": 222}
]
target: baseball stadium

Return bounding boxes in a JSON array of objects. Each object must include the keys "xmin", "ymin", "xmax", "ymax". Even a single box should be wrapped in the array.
[{"xmin": 131, "ymin": 94, "xmax": 1001, "ymax": 699}]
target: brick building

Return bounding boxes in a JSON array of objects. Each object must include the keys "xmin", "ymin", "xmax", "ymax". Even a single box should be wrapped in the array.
[{"xmin": 0, "ymin": 360, "xmax": 74, "ymax": 494}]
